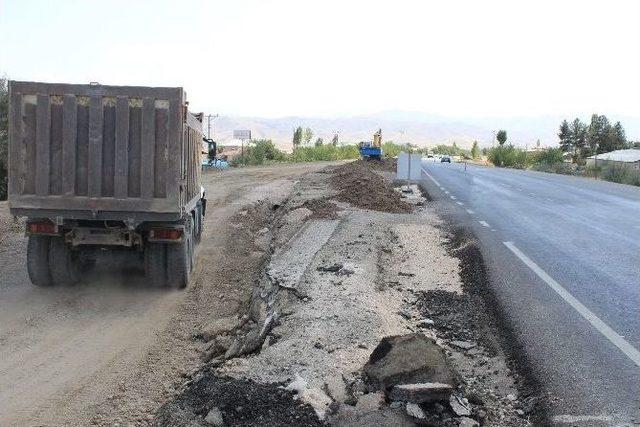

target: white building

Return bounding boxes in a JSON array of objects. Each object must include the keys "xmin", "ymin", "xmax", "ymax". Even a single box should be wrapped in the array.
[{"xmin": 586, "ymin": 149, "xmax": 640, "ymax": 170}]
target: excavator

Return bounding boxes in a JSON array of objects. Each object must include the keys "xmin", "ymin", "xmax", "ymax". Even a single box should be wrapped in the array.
[{"xmin": 359, "ymin": 129, "xmax": 383, "ymax": 159}]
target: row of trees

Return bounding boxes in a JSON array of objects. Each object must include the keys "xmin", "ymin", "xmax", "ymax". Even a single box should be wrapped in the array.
[
  {"xmin": 558, "ymin": 115, "xmax": 627, "ymax": 163},
  {"xmin": 292, "ymin": 126, "xmax": 339, "ymax": 148}
]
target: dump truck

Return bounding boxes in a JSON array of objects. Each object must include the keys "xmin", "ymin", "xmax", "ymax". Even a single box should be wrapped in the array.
[{"xmin": 7, "ymin": 81, "xmax": 205, "ymax": 289}]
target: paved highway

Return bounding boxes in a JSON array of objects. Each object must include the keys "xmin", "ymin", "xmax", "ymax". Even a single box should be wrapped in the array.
[{"xmin": 420, "ymin": 160, "xmax": 640, "ymax": 426}]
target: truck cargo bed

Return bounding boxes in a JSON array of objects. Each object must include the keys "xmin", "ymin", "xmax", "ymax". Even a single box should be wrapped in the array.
[{"xmin": 8, "ymin": 81, "xmax": 202, "ymax": 221}]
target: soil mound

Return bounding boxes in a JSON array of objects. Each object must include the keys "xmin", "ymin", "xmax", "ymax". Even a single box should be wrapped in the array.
[{"xmin": 330, "ymin": 160, "xmax": 412, "ymax": 213}]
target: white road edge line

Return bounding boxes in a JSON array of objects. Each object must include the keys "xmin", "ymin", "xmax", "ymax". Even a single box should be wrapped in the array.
[
  {"xmin": 552, "ymin": 415, "xmax": 613, "ymax": 424},
  {"xmin": 466, "ymin": 209, "xmax": 475, "ymax": 214},
  {"xmin": 421, "ymin": 168, "xmax": 441, "ymax": 186},
  {"xmin": 503, "ymin": 241, "xmax": 640, "ymax": 368},
  {"xmin": 478, "ymin": 220, "xmax": 490, "ymax": 227}
]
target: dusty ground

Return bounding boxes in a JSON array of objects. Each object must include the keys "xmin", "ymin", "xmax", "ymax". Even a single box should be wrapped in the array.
[{"xmin": 0, "ymin": 162, "xmax": 337, "ymax": 427}]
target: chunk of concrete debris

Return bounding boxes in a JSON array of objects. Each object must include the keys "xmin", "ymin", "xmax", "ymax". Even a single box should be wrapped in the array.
[
  {"xmin": 458, "ymin": 416, "xmax": 480, "ymax": 427},
  {"xmin": 324, "ymin": 374, "xmax": 348, "ymax": 403},
  {"xmin": 389, "ymin": 382, "xmax": 453, "ymax": 403},
  {"xmin": 355, "ymin": 392, "xmax": 385, "ymax": 412},
  {"xmin": 317, "ymin": 263, "xmax": 343, "ymax": 273},
  {"xmin": 200, "ymin": 316, "xmax": 245, "ymax": 342},
  {"xmin": 450, "ymin": 340, "xmax": 476, "ymax": 350},
  {"xmin": 204, "ymin": 407, "xmax": 224, "ymax": 426},
  {"xmin": 364, "ymin": 333, "xmax": 456, "ymax": 390},
  {"xmin": 405, "ymin": 402, "xmax": 426, "ymax": 420},
  {"xmin": 286, "ymin": 374, "xmax": 332, "ymax": 420},
  {"xmin": 449, "ymin": 394, "xmax": 471, "ymax": 416},
  {"xmin": 416, "ymin": 318, "xmax": 435, "ymax": 327}
]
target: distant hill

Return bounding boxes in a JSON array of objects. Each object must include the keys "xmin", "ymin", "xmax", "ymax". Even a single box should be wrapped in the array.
[{"xmin": 210, "ymin": 111, "xmax": 640, "ymax": 151}]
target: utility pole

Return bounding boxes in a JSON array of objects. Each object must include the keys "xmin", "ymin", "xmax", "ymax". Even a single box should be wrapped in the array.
[{"xmin": 205, "ymin": 114, "xmax": 219, "ymax": 139}]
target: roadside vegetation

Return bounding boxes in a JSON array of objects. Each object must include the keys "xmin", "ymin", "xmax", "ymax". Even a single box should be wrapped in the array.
[{"xmin": 487, "ymin": 120, "xmax": 640, "ymax": 186}]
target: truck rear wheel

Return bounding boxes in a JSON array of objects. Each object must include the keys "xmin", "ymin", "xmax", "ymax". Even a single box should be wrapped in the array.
[
  {"xmin": 49, "ymin": 237, "xmax": 81, "ymax": 286},
  {"xmin": 145, "ymin": 242, "xmax": 166, "ymax": 287},
  {"xmin": 27, "ymin": 235, "xmax": 53, "ymax": 287},
  {"xmin": 166, "ymin": 218, "xmax": 193, "ymax": 289},
  {"xmin": 194, "ymin": 203, "xmax": 203, "ymax": 243}
]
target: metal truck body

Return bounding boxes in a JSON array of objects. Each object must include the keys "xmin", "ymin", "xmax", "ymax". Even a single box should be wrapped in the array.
[{"xmin": 8, "ymin": 81, "xmax": 205, "ymax": 288}]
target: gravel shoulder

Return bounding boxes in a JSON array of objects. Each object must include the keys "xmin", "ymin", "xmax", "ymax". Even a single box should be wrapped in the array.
[{"xmin": 155, "ymin": 160, "xmax": 536, "ymax": 427}]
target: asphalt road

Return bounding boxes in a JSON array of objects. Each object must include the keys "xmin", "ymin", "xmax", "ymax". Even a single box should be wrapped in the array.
[{"xmin": 420, "ymin": 160, "xmax": 640, "ymax": 426}]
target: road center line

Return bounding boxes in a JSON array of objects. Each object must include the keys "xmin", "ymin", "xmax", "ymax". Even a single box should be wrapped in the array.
[
  {"xmin": 466, "ymin": 209, "xmax": 475, "ymax": 214},
  {"xmin": 479, "ymin": 220, "xmax": 490, "ymax": 227},
  {"xmin": 503, "ymin": 241, "xmax": 640, "ymax": 368},
  {"xmin": 421, "ymin": 168, "xmax": 441, "ymax": 186},
  {"xmin": 456, "ymin": 202, "xmax": 463, "ymax": 206}
]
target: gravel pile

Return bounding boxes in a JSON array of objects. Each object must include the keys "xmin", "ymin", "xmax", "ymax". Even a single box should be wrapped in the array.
[{"xmin": 330, "ymin": 160, "xmax": 412, "ymax": 213}]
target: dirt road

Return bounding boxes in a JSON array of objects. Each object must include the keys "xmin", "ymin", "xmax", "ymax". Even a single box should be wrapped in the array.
[{"xmin": 0, "ymin": 163, "xmax": 333, "ymax": 426}]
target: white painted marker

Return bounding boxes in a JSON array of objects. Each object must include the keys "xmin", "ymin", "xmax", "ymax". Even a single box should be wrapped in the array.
[
  {"xmin": 503, "ymin": 241, "xmax": 640, "ymax": 368},
  {"xmin": 456, "ymin": 202, "xmax": 463, "ymax": 206},
  {"xmin": 421, "ymin": 168, "xmax": 441, "ymax": 186},
  {"xmin": 478, "ymin": 220, "xmax": 490, "ymax": 227},
  {"xmin": 466, "ymin": 209, "xmax": 475, "ymax": 214},
  {"xmin": 450, "ymin": 195, "xmax": 456, "ymax": 200}
]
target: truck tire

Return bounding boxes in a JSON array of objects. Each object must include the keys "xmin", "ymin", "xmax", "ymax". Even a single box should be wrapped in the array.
[
  {"xmin": 145, "ymin": 242, "xmax": 166, "ymax": 287},
  {"xmin": 194, "ymin": 203, "xmax": 203, "ymax": 243},
  {"xmin": 27, "ymin": 235, "xmax": 53, "ymax": 287},
  {"xmin": 166, "ymin": 218, "xmax": 193, "ymax": 289},
  {"xmin": 49, "ymin": 237, "xmax": 81, "ymax": 286}
]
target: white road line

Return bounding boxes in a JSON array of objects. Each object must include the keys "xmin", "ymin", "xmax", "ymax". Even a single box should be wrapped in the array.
[
  {"xmin": 466, "ymin": 209, "xmax": 475, "ymax": 214},
  {"xmin": 552, "ymin": 415, "xmax": 613, "ymax": 424},
  {"xmin": 478, "ymin": 220, "xmax": 490, "ymax": 227},
  {"xmin": 450, "ymin": 195, "xmax": 456, "ymax": 200},
  {"xmin": 444, "ymin": 190, "xmax": 450, "ymax": 194},
  {"xmin": 421, "ymin": 168, "xmax": 441, "ymax": 186},
  {"xmin": 503, "ymin": 241, "xmax": 640, "ymax": 368},
  {"xmin": 456, "ymin": 202, "xmax": 463, "ymax": 206}
]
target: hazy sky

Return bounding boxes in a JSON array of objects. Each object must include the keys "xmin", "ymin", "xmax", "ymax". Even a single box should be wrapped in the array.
[{"xmin": 1, "ymin": 0, "xmax": 639, "ymax": 119}]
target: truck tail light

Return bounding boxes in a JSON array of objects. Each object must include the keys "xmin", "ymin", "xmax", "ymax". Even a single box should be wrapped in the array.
[
  {"xmin": 27, "ymin": 221, "xmax": 57, "ymax": 235},
  {"xmin": 149, "ymin": 228, "xmax": 183, "ymax": 241}
]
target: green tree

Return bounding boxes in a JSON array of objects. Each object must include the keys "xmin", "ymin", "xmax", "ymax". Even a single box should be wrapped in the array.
[
  {"xmin": 303, "ymin": 127, "xmax": 313, "ymax": 145},
  {"xmin": 314, "ymin": 137, "xmax": 324, "ymax": 147},
  {"xmin": 558, "ymin": 120, "xmax": 572, "ymax": 153},
  {"xmin": 602, "ymin": 121, "xmax": 626, "ymax": 153},
  {"xmin": 586, "ymin": 114, "xmax": 611, "ymax": 156},
  {"xmin": 0, "ymin": 77, "xmax": 8, "ymax": 200},
  {"xmin": 496, "ymin": 130, "xmax": 507, "ymax": 146},
  {"xmin": 569, "ymin": 118, "xmax": 587, "ymax": 163},
  {"xmin": 292, "ymin": 126, "xmax": 303, "ymax": 148},
  {"xmin": 470, "ymin": 141, "xmax": 480, "ymax": 159}
]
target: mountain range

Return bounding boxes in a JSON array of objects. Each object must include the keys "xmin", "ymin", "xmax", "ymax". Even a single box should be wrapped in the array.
[{"xmin": 209, "ymin": 111, "xmax": 640, "ymax": 151}]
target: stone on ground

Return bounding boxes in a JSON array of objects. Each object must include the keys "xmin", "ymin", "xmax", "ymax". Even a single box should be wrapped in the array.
[
  {"xmin": 389, "ymin": 382, "xmax": 453, "ymax": 403},
  {"xmin": 364, "ymin": 333, "xmax": 456, "ymax": 390},
  {"xmin": 204, "ymin": 407, "xmax": 224, "ymax": 426}
]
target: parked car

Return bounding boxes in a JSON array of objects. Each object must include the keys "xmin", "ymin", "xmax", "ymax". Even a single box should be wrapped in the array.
[{"xmin": 441, "ymin": 156, "xmax": 451, "ymax": 163}]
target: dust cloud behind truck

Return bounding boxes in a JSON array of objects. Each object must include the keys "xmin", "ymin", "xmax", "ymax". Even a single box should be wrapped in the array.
[{"xmin": 7, "ymin": 81, "xmax": 205, "ymax": 289}]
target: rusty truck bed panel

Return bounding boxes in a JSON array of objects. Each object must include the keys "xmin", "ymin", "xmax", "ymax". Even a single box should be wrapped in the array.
[{"xmin": 8, "ymin": 81, "xmax": 202, "ymax": 220}]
